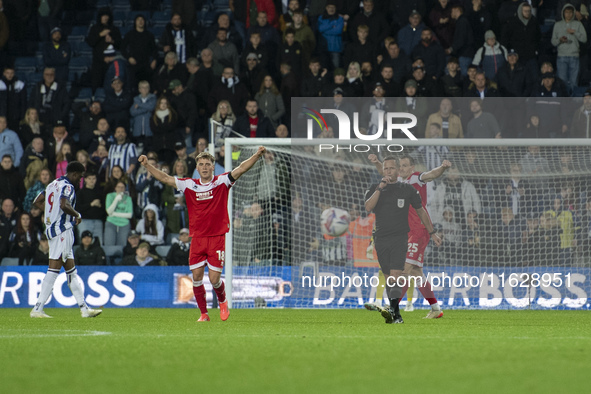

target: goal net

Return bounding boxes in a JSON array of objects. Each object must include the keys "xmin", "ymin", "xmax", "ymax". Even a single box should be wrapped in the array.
[{"xmin": 224, "ymin": 97, "xmax": 591, "ymax": 310}]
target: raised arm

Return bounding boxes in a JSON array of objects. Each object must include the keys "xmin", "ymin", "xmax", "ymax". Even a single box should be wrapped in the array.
[
  {"xmin": 138, "ymin": 155, "xmax": 177, "ymax": 188},
  {"xmin": 421, "ymin": 160, "xmax": 452, "ymax": 182},
  {"xmin": 368, "ymin": 154, "xmax": 383, "ymax": 176},
  {"xmin": 230, "ymin": 146, "xmax": 266, "ymax": 181},
  {"xmin": 365, "ymin": 177, "xmax": 389, "ymax": 212}
]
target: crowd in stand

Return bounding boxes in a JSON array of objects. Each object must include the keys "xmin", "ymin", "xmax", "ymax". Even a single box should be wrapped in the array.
[{"xmin": 1, "ymin": 0, "xmax": 591, "ymax": 266}]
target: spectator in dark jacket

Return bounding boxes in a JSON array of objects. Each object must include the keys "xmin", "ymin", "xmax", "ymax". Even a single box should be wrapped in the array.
[
  {"xmin": 429, "ymin": 0, "xmax": 454, "ymax": 50},
  {"xmin": 159, "ymin": 13, "xmax": 197, "ymax": 64},
  {"xmin": 150, "ymin": 96, "xmax": 179, "ymax": 164},
  {"xmin": 441, "ymin": 57, "xmax": 463, "ymax": 97},
  {"xmin": 467, "ymin": 0, "xmax": 492, "ymax": 48},
  {"xmin": 347, "ymin": 0, "xmax": 389, "ymax": 49},
  {"xmin": 122, "ymin": 229, "xmax": 141, "ymax": 257},
  {"xmin": 446, "ymin": 5, "xmax": 475, "ymax": 75},
  {"xmin": 42, "ymin": 27, "xmax": 71, "ymax": 83},
  {"xmin": 103, "ymin": 76, "xmax": 133, "ymax": 130},
  {"xmin": 76, "ymin": 172, "xmax": 106, "ymax": 246},
  {"xmin": 380, "ymin": 40, "xmax": 412, "ymax": 85},
  {"xmin": 233, "ymin": 99, "xmax": 274, "ymax": 138},
  {"xmin": 529, "ymin": 73, "xmax": 570, "ymax": 138},
  {"xmin": 19, "ymin": 137, "xmax": 47, "ymax": 190},
  {"xmin": 185, "ymin": 57, "xmax": 213, "ymax": 116},
  {"xmin": 501, "ymin": 2, "xmax": 541, "ymax": 78},
  {"xmin": 0, "ymin": 66, "xmax": 27, "ymax": 131},
  {"xmin": 202, "ymin": 13, "xmax": 243, "ymax": 52},
  {"xmin": 167, "ymin": 79, "xmax": 197, "ymax": 146},
  {"xmin": 397, "ymin": 10, "xmax": 426, "ymax": 56},
  {"xmin": 496, "ymin": 49, "xmax": 533, "ymax": 97},
  {"xmin": 103, "ymin": 46, "xmax": 131, "ymax": 94},
  {"xmin": 411, "ymin": 28, "xmax": 446, "ymax": 78},
  {"xmin": 301, "ymin": 58, "xmax": 327, "ymax": 97},
  {"xmin": 239, "ymin": 53, "xmax": 266, "ymax": 98},
  {"xmin": 0, "ymin": 155, "xmax": 25, "ymax": 208},
  {"xmin": 86, "ymin": 7, "xmax": 122, "ymax": 92},
  {"xmin": 152, "ymin": 51, "xmax": 188, "ymax": 96},
  {"xmin": 74, "ymin": 230, "xmax": 107, "ymax": 265},
  {"xmin": 29, "ymin": 67, "xmax": 70, "ymax": 127},
  {"xmin": 343, "ymin": 24, "xmax": 375, "ymax": 69},
  {"xmin": 166, "ymin": 228, "xmax": 191, "ymax": 265},
  {"xmin": 76, "ymin": 101, "xmax": 104, "ymax": 152},
  {"xmin": 121, "ymin": 14, "xmax": 158, "ymax": 84},
  {"xmin": 207, "ymin": 67, "xmax": 251, "ymax": 116},
  {"xmin": 122, "ymin": 241, "xmax": 165, "ymax": 266}
]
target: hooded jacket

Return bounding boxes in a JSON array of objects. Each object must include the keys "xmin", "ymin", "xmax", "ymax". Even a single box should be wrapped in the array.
[
  {"xmin": 136, "ymin": 203, "xmax": 165, "ymax": 245},
  {"xmin": 501, "ymin": 2, "xmax": 541, "ymax": 63},
  {"xmin": 86, "ymin": 8, "xmax": 122, "ymax": 65},
  {"xmin": 551, "ymin": 4, "xmax": 587, "ymax": 57}
]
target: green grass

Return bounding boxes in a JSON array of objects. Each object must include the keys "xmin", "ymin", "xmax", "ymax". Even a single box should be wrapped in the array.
[{"xmin": 0, "ymin": 309, "xmax": 589, "ymax": 394}]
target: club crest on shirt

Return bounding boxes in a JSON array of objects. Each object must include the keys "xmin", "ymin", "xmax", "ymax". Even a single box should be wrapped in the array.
[
  {"xmin": 398, "ymin": 199, "xmax": 405, "ymax": 208},
  {"xmin": 196, "ymin": 190, "xmax": 213, "ymax": 201}
]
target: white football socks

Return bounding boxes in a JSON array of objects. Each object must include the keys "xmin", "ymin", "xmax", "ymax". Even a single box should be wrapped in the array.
[
  {"xmin": 66, "ymin": 267, "xmax": 88, "ymax": 311},
  {"xmin": 33, "ymin": 269, "xmax": 59, "ymax": 312}
]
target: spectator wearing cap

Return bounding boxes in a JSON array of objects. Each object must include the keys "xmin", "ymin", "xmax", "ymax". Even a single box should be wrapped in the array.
[
  {"xmin": 429, "ymin": 0, "xmax": 454, "ymax": 50},
  {"xmin": 472, "ymin": 30, "xmax": 508, "ymax": 81},
  {"xmin": 159, "ymin": 13, "xmax": 197, "ymax": 64},
  {"xmin": 122, "ymin": 241, "xmax": 166, "ymax": 266},
  {"xmin": 397, "ymin": 10, "xmax": 426, "ymax": 57},
  {"xmin": 497, "ymin": 49, "xmax": 534, "ymax": 97},
  {"xmin": 241, "ymin": 31, "xmax": 270, "ymax": 73},
  {"xmin": 166, "ymin": 228, "xmax": 191, "ymax": 266},
  {"xmin": 208, "ymin": 26, "xmax": 241, "ymax": 75},
  {"xmin": 301, "ymin": 58, "xmax": 327, "ymax": 97},
  {"xmin": 167, "ymin": 79, "xmax": 198, "ymax": 149},
  {"xmin": 240, "ymin": 52, "xmax": 266, "ymax": 97},
  {"xmin": 569, "ymin": 89, "xmax": 591, "ymax": 138},
  {"xmin": 552, "ymin": 3, "xmax": 587, "ymax": 95},
  {"xmin": 103, "ymin": 76, "xmax": 133, "ymax": 130},
  {"xmin": 123, "ymin": 230, "xmax": 141, "ymax": 257},
  {"xmin": 501, "ymin": 2, "xmax": 541, "ymax": 79},
  {"xmin": 317, "ymin": 1, "xmax": 345, "ymax": 70},
  {"xmin": 74, "ymin": 230, "xmax": 107, "ymax": 266},
  {"xmin": 441, "ymin": 57, "xmax": 463, "ymax": 97},
  {"xmin": 86, "ymin": 7, "xmax": 122, "ymax": 92},
  {"xmin": 29, "ymin": 67, "xmax": 70, "ymax": 129},
  {"xmin": 173, "ymin": 140, "xmax": 196, "ymax": 174},
  {"xmin": 76, "ymin": 171, "xmax": 105, "ymax": 246},
  {"xmin": 103, "ymin": 44, "xmax": 131, "ymax": 94},
  {"xmin": 255, "ymin": 75, "xmax": 285, "ymax": 130},
  {"xmin": 394, "ymin": 79, "xmax": 429, "ymax": 138},
  {"xmin": 411, "ymin": 28, "xmax": 446, "ymax": 79},
  {"xmin": 446, "ymin": 5, "xmax": 475, "ymax": 76},
  {"xmin": 153, "ymin": 51, "xmax": 188, "ymax": 97},
  {"xmin": 321, "ymin": 67, "xmax": 349, "ymax": 97},
  {"xmin": 121, "ymin": 14, "xmax": 158, "ymax": 84},
  {"xmin": 42, "ymin": 27, "xmax": 71, "ymax": 83},
  {"xmin": 233, "ymin": 99, "xmax": 274, "ymax": 138},
  {"xmin": 108, "ymin": 126, "xmax": 137, "ymax": 178},
  {"xmin": 410, "ymin": 59, "xmax": 443, "ymax": 97},
  {"xmin": 130, "ymin": 80, "xmax": 156, "ymax": 150},
  {"xmin": 45, "ymin": 119, "xmax": 75, "ymax": 170}
]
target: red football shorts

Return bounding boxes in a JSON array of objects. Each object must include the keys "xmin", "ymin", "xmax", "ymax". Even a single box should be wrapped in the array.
[
  {"xmin": 406, "ymin": 228, "xmax": 430, "ymax": 268},
  {"xmin": 189, "ymin": 235, "xmax": 226, "ymax": 272}
]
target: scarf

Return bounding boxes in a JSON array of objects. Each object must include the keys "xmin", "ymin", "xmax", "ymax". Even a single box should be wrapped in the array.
[{"xmin": 156, "ymin": 109, "xmax": 169, "ymax": 122}]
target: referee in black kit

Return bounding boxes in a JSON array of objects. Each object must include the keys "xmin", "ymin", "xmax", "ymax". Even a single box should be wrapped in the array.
[{"xmin": 365, "ymin": 156, "xmax": 442, "ymax": 324}]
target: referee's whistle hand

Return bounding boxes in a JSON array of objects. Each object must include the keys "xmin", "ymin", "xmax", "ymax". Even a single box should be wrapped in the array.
[{"xmin": 381, "ymin": 177, "xmax": 392, "ymax": 184}]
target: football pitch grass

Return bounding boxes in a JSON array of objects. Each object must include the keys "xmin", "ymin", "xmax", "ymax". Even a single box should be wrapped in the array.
[{"xmin": 1, "ymin": 309, "xmax": 589, "ymax": 394}]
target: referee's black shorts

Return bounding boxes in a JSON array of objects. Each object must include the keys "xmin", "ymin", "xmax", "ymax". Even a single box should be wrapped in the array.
[{"xmin": 374, "ymin": 234, "xmax": 407, "ymax": 275}]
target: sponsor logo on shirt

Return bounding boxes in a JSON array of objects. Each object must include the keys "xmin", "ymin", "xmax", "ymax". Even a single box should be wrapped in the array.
[{"xmin": 196, "ymin": 191, "xmax": 213, "ymax": 201}]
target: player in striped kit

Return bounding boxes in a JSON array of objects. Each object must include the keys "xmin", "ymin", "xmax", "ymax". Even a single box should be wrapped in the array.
[
  {"xmin": 138, "ymin": 147, "xmax": 266, "ymax": 322},
  {"xmin": 30, "ymin": 161, "xmax": 102, "ymax": 318},
  {"xmin": 366, "ymin": 154, "xmax": 451, "ymax": 319}
]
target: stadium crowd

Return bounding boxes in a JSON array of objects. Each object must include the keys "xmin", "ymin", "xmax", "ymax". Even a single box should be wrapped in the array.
[{"xmin": 1, "ymin": 0, "xmax": 591, "ymax": 266}]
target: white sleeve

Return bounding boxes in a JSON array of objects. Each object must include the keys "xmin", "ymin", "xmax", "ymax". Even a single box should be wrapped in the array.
[
  {"xmin": 219, "ymin": 172, "xmax": 235, "ymax": 188},
  {"xmin": 175, "ymin": 177, "xmax": 187, "ymax": 192}
]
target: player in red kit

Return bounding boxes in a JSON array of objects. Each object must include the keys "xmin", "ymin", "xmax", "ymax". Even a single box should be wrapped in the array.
[
  {"xmin": 138, "ymin": 147, "xmax": 266, "ymax": 322},
  {"xmin": 368, "ymin": 154, "xmax": 451, "ymax": 319}
]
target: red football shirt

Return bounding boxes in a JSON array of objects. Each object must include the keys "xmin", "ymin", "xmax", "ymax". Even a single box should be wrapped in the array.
[
  {"xmin": 404, "ymin": 171, "xmax": 431, "ymax": 230},
  {"xmin": 175, "ymin": 172, "xmax": 235, "ymax": 237}
]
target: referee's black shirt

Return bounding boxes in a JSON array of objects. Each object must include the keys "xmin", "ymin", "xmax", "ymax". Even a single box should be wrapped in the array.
[{"xmin": 365, "ymin": 182, "xmax": 423, "ymax": 238}]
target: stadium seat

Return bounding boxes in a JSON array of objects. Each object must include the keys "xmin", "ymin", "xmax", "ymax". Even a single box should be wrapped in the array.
[
  {"xmin": 0, "ymin": 258, "xmax": 19, "ymax": 266},
  {"xmin": 156, "ymin": 245, "xmax": 171, "ymax": 258},
  {"xmin": 70, "ymin": 26, "xmax": 90, "ymax": 37},
  {"xmin": 14, "ymin": 57, "xmax": 38, "ymax": 73},
  {"xmin": 152, "ymin": 11, "xmax": 171, "ymax": 23},
  {"xmin": 26, "ymin": 72, "xmax": 43, "ymax": 85},
  {"xmin": 74, "ymin": 87, "xmax": 93, "ymax": 103},
  {"xmin": 94, "ymin": 87, "xmax": 106, "ymax": 102}
]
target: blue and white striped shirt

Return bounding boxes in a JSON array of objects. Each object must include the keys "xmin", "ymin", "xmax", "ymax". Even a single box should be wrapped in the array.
[
  {"xmin": 108, "ymin": 142, "xmax": 138, "ymax": 175},
  {"xmin": 43, "ymin": 176, "xmax": 77, "ymax": 239}
]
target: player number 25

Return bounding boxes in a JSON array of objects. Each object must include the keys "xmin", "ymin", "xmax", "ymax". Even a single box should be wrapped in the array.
[{"xmin": 407, "ymin": 243, "xmax": 418, "ymax": 253}]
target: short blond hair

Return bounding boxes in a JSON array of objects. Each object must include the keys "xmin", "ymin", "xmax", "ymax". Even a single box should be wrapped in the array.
[{"xmin": 196, "ymin": 152, "xmax": 215, "ymax": 164}]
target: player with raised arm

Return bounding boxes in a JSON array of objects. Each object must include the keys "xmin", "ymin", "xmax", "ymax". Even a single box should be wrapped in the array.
[
  {"xmin": 138, "ymin": 147, "xmax": 266, "ymax": 322},
  {"xmin": 365, "ymin": 156, "xmax": 442, "ymax": 324},
  {"xmin": 366, "ymin": 154, "xmax": 451, "ymax": 319},
  {"xmin": 30, "ymin": 161, "xmax": 103, "ymax": 318}
]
